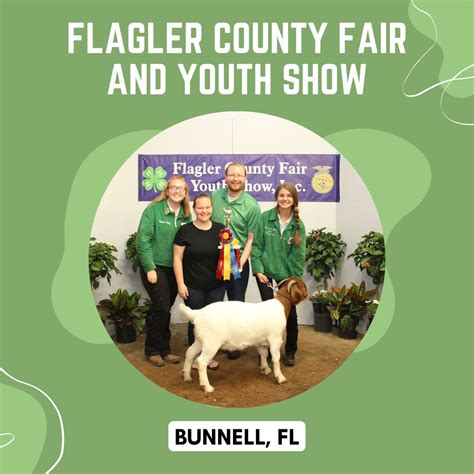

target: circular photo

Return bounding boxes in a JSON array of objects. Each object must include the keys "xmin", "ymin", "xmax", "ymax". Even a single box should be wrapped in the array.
[{"xmin": 90, "ymin": 112, "xmax": 383, "ymax": 408}]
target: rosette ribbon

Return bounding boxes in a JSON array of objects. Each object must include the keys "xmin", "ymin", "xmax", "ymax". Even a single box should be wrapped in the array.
[{"xmin": 216, "ymin": 228, "xmax": 241, "ymax": 280}]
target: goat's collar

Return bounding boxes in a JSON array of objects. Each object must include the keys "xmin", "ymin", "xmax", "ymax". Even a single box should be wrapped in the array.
[
  {"xmin": 275, "ymin": 292, "xmax": 292, "ymax": 319},
  {"xmin": 266, "ymin": 277, "xmax": 291, "ymax": 293}
]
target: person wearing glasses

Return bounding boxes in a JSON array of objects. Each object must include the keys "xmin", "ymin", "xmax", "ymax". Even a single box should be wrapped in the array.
[
  {"xmin": 251, "ymin": 182, "xmax": 306, "ymax": 367},
  {"xmin": 211, "ymin": 162, "xmax": 261, "ymax": 360},
  {"xmin": 173, "ymin": 194, "xmax": 225, "ymax": 370},
  {"xmin": 137, "ymin": 176, "xmax": 192, "ymax": 368}
]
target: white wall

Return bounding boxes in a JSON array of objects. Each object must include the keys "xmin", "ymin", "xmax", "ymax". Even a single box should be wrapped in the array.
[
  {"xmin": 91, "ymin": 112, "xmax": 381, "ymax": 324},
  {"xmin": 336, "ymin": 157, "xmax": 383, "ymax": 289}
]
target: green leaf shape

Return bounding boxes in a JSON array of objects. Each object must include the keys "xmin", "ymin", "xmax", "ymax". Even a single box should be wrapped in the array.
[{"xmin": 142, "ymin": 166, "xmax": 168, "ymax": 192}]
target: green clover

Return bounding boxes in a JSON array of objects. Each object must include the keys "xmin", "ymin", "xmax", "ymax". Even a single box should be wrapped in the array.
[{"xmin": 142, "ymin": 166, "xmax": 168, "ymax": 192}]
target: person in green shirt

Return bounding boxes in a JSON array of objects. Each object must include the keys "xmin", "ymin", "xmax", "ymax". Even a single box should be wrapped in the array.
[
  {"xmin": 137, "ymin": 176, "xmax": 192, "ymax": 367},
  {"xmin": 252, "ymin": 182, "xmax": 306, "ymax": 367},
  {"xmin": 211, "ymin": 162, "xmax": 261, "ymax": 359}
]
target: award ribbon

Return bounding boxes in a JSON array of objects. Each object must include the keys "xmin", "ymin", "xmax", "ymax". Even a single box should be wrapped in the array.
[{"xmin": 216, "ymin": 228, "xmax": 241, "ymax": 280}]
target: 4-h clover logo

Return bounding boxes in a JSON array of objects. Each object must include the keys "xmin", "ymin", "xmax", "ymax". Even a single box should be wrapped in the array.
[{"xmin": 142, "ymin": 166, "xmax": 168, "ymax": 192}]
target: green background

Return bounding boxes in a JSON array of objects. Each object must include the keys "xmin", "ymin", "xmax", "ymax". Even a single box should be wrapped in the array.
[{"xmin": 1, "ymin": 0, "xmax": 472, "ymax": 473}]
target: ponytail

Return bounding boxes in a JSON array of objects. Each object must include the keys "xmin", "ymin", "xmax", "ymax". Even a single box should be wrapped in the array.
[{"xmin": 293, "ymin": 206, "xmax": 302, "ymax": 248}]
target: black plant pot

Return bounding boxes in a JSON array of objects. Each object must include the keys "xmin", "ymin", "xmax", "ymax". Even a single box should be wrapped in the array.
[
  {"xmin": 115, "ymin": 324, "xmax": 137, "ymax": 344},
  {"xmin": 338, "ymin": 316, "xmax": 358, "ymax": 339},
  {"xmin": 312, "ymin": 303, "xmax": 333, "ymax": 333}
]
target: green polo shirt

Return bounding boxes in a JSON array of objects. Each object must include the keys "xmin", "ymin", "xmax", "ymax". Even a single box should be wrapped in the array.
[
  {"xmin": 211, "ymin": 188, "xmax": 261, "ymax": 249},
  {"xmin": 251, "ymin": 207, "xmax": 306, "ymax": 281},
  {"xmin": 136, "ymin": 200, "xmax": 192, "ymax": 271}
]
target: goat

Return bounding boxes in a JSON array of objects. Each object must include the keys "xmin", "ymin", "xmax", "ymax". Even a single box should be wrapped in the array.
[{"xmin": 179, "ymin": 277, "xmax": 308, "ymax": 393}]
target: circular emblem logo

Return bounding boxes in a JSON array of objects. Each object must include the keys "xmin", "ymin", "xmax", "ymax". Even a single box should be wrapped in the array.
[{"xmin": 311, "ymin": 166, "xmax": 334, "ymax": 194}]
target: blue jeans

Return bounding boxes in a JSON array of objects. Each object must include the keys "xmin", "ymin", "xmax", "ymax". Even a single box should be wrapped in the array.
[
  {"xmin": 225, "ymin": 261, "xmax": 250, "ymax": 302},
  {"xmin": 185, "ymin": 286, "xmax": 226, "ymax": 345}
]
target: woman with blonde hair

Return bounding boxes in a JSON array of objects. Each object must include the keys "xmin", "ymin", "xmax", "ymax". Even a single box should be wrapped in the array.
[
  {"xmin": 251, "ymin": 182, "xmax": 306, "ymax": 367},
  {"xmin": 137, "ymin": 176, "xmax": 192, "ymax": 367}
]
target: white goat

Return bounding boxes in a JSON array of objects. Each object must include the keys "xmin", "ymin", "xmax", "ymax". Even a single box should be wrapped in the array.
[{"xmin": 180, "ymin": 277, "xmax": 308, "ymax": 393}]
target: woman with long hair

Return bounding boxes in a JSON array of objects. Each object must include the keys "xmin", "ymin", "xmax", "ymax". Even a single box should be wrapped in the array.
[
  {"xmin": 137, "ymin": 176, "xmax": 192, "ymax": 367},
  {"xmin": 251, "ymin": 182, "xmax": 306, "ymax": 367}
]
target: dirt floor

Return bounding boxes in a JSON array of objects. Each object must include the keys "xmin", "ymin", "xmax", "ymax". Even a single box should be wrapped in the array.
[{"xmin": 117, "ymin": 323, "xmax": 361, "ymax": 408}]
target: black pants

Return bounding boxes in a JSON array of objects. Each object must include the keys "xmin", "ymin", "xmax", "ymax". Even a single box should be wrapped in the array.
[
  {"xmin": 140, "ymin": 266, "xmax": 178, "ymax": 357},
  {"xmin": 256, "ymin": 277, "xmax": 298, "ymax": 356}
]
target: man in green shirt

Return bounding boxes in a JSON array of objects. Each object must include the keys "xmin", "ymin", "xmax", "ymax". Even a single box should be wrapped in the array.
[{"xmin": 211, "ymin": 162, "xmax": 261, "ymax": 359}]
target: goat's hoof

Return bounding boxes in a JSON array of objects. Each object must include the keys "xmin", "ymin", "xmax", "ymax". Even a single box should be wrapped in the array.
[
  {"xmin": 183, "ymin": 376, "xmax": 193, "ymax": 383},
  {"xmin": 260, "ymin": 367, "xmax": 272, "ymax": 375},
  {"xmin": 201, "ymin": 385, "xmax": 214, "ymax": 393},
  {"xmin": 277, "ymin": 376, "xmax": 287, "ymax": 384}
]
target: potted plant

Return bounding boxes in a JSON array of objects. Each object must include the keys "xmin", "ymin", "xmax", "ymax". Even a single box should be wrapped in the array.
[
  {"xmin": 305, "ymin": 228, "xmax": 346, "ymax": 332},
  {"xmin": 125, "ymin": 232, "xmax": 141, "ymax": 272},
  {"xmin": 309, "ymin": 290, "xmax": 333, "ymax": 332},
  {"xmin": 366, "ymin": 299, "xmax": 380, "ymax": 330},
  {"xmin": 338, "ymin": 281, "xmax": 378, "ymax": 339},
  {"xmin": 98, "ymin": 289, "xmax": 148, "ymax": 343},
  {"xmin": 348, "ymin": 232, "xmax": 385, "ymax": 288},
  {"xmin": 89, "ymin": 237, "xmax": 121, "ymax": 289}
]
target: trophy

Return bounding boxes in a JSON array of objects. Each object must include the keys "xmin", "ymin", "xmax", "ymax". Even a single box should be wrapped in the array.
[{"xmin": 223, "ymin": 208, "xmax": 232, "ymax": 227}]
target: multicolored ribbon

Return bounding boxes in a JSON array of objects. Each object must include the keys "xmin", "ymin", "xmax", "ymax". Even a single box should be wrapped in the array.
[{"xmin": 216, "ymin": 228, "xmax": 241, "ymax": 280}]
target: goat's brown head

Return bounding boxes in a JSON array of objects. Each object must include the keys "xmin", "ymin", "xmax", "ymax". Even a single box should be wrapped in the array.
[{"xmin": 279, "ymin": 277, "xmax": 308, "ymax": 305}]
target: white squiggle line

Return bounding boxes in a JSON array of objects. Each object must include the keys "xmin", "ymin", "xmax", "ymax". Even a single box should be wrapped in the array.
[
  {"xmin": 440, "ymin": 64, "xmax": 474, "ymax": 126},
  {"xmin": 402, "ymin": 0, "xmax": 474, "ymax": 126},
  {"xmin": 0, "ymin": 432, "xmax": 15, "ymax": 449},
  {"xmin": 0, "ymin": 367, "xmax": 64, "ymax": 473},
  {"xmin": 404, "ymin": 75, "xmax": 474, "ymax": 98}
]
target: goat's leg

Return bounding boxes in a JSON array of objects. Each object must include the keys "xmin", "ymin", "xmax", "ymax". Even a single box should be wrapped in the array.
[
  {"xmin": 197, "ymin": 344, "xmax": 219, "ymax": 393},
  {"xmin": 257, "ymin": 345, "xmax": 272, "ymax": 375},
  {"xmin": 183, "ymin": 341, "xmax": 202, "ymax": 382},
  {"xmin": 269, "ymin": 338, "xmax": 287, "ymax": 384}
]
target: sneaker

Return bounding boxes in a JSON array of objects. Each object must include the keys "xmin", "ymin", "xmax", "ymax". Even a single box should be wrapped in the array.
[
  {"xmin": 146, "ymin": 354, "xmax": 166, "ymax": 367},
  {"xmin": 227, "ymin": 350, "xmax": 241, "ymax": 360},
  {"xmin": 283, "ymin": 354, "xmax": 295, "ymax": 367},
  {"xmin": 163, "ymin": 353, "xmax": 180, "ymax": 364}
]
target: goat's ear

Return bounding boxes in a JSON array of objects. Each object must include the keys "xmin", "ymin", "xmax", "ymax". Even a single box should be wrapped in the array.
[
  {"xmin": 287, "ymin": 280, "xmax": 297, "ymax": 292},
  {"xmin": 289, "ymin": 279, "xmax": 307, "ymax": 304}
]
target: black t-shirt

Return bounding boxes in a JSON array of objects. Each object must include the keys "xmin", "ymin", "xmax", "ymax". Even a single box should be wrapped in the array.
[{"xmin": 174, "ymin": 221, "xmax": 225, "ymax": 289}]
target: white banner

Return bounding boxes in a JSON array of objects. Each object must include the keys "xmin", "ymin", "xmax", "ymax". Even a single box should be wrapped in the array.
[{"xmin": 168, "ymin": 421, "xmax": 306, "ymax": 452}]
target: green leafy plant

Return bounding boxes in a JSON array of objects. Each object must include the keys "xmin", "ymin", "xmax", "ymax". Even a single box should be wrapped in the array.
[
  {"xmin": 125, "ymin": 232, "xmax": 141, "ymax": 272},
  {"xmin": 311, "ymin": 285, "xmax": 349, "ymax": 321},
  {"xmin": 344, "ymin": 280, "xmax": 378, "ymax": 319},
  {"xmin": 89, "ymin": 237, "xmax": 121, "ymax": 289},
  {"xmin": 305, "ymin": 228, "xmax": 346, "ymax": 289},
  {"xmin": 98, "ymin": 289, "xmax": 148, "ymax": 333},
  {"xmin": 348, "ymin": 232, "xmax": 385, "ymax": 285},
  {"xmin": 367, "ymin": 299, "xmax": 380, "ymax": 319},
  {"xmin": 340, "ymin": 314, "xmax": 353, "ymax": 333},
  {"xmin": 311, "ymin": 281, "xmax": 377, "ymax": 321}
]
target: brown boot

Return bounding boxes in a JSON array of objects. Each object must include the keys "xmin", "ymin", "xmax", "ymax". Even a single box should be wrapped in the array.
[
  {"xmin": 146, "ymin": 355, "xmax": 166, "ymax": 367},
  {"xmin": 163, "ymin": 353, "xmax": 180, "ymax": 364}
]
